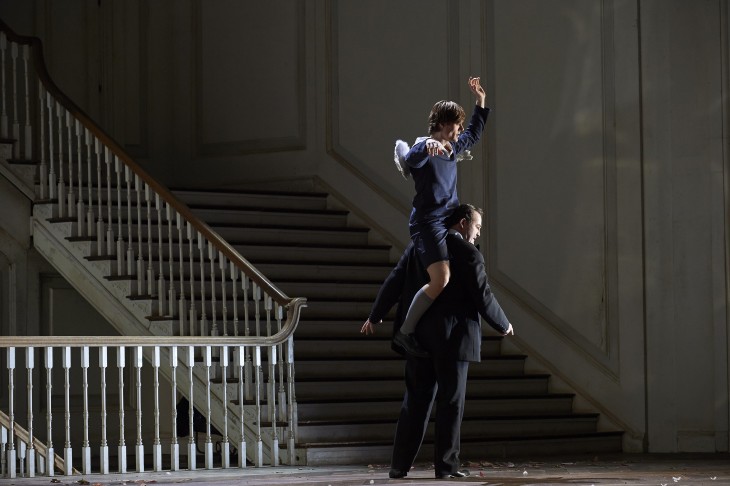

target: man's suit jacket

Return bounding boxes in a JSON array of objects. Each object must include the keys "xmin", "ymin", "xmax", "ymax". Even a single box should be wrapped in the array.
[
  {"xmin": 417, "ymin": 233, "xmax": 509, "ymax": 362},
  {"xmin": 368, "ymin": 233, "xmax": 509, "ymax": 362}
]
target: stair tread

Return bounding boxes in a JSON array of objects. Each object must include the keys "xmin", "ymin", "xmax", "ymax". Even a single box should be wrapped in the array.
[
  {"xmin": 294, "ymin": 393, "xmax": 576, "ymax": 404},
  {"xmin": 56, "ymin": 220, "xmax": 372, "ymax": 234},
  {"xmin": 171, "ymin": 187, "xmax": 329, "ymax": 198},
  {"xmin": 8, "ymin": 157, "xmax": 40, "ymax": 165},
  {"xmin": 211, "ymin": 222, "xmax": 370, "ymax": 233},
  {"xmin": 297, "ymin": 413, "xmax": 600, "ymax": 426},
  {"xmin": 294, "ymin": 374, "xmax": 551, "ymax": 383},
  {"xmin": 44, "ymin": 212, "xmax": 357, "ymax": 230},
  {"xmin": 292, "ymin": 355, "xmax": 526, "ymax": 361},
  {"xmin": 259, "ymin": 412, "xmax": 598, "ymax": 429},
  {"xmin": 297, "ymin": 431, "xmax": 623, "ymax": 448},
  {"xmin": 189, "ymin": 204, "xmax": 348, "ymax": 216},
  {"xmin": 67, "ymin": 235, "xmax": 390, "ymax": 251},
  {"xmin": 88, "ymin": 254, "xmax": 393, "ymax": 268}
]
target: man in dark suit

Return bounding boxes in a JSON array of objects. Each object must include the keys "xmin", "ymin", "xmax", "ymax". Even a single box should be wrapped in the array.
[{"xmin": 361, "ymin": 203, "xmax": 514, "ymax": 479}]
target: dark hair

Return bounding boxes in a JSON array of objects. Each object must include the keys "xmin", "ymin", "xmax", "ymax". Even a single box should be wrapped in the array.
[
  {"xmin": 428, "ymin": 100, "xmax": 466, "ymax": 135},
  {"xmin": 445, "ymin": 203, "xmax": 483, "ymax": 227}
]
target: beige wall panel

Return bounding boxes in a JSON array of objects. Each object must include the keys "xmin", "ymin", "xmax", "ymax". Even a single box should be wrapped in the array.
[
  {"xmin": 109, "ymin": 0, "xmax": 145, "ymax": 152},
  {"xmin": 330, "ymin": 0, "xmax": 456, "ymax": 217},
  {"xmin": 641, "ymin": 0, "xmax": 726, "ymax": 452},
  {"xmin": 42, "ymin": 1, "xmax": 100, "ymax": 123},
  {"xmin": 197, "ymin": 0, "xmax": 304, "ymax": 154},
  {"xmin": 491, "ymin": 1, "xmax": 609, "ymax": 348},
  {"xmin": 485, "ymin": 0, "xmax": 648, "ymax": 449}
]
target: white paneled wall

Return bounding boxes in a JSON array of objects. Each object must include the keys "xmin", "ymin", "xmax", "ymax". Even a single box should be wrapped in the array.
[{"xmin": 0, "ymin": 0, "xmax": 728, "ymax": 453}]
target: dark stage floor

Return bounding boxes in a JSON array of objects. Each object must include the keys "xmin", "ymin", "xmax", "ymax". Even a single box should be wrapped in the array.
[{"xmin": 3, "ymin": 454, "xmax": 730, "ymax": 485}]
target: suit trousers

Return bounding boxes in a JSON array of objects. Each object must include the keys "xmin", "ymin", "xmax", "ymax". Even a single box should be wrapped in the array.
[{"xmin": 390, "ymin": 354, "xmax": 470, "ymax": 476}]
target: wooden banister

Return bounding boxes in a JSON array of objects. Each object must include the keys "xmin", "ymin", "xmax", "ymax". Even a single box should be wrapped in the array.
[
  {"xmin": 0, "ymin": 409, "xmax": 78, "ymax": 475},
  {"xmin": 0, "ymin": 296, "xmax": 306, "ymax": 348}
]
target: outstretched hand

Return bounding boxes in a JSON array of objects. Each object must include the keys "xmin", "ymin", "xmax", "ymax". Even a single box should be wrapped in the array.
[
  {"xmin": 469, "ymin": 77, "xmax": 486, "ymax": 108},
  {"xmin": 361, "ymin": 319, "xmax": 379, "ymax": 335},
  {"xmin": 503, "ymin": 322, "xmax": 514, "ymax": 336}
]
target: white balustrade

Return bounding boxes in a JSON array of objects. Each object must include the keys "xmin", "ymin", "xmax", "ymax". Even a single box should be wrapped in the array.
[
  {"xmin": 7, "ymin": 347, "xmax": 16, "ymax": 478},
  {"xmin": 65, "ymin": 110, "xmax": 74, "ymax": 219},
  {"xmin": 46, "ymin": 92, "xmax": 55, "ymax": 199},
  {"xmin": 62, "ymin": 347, "xmax": 72, "ymax": 476},
  {"xmin": 1, "ymin": 423, "xmax": 7, "ymax": 476},
  {"xmin": 203, "ymin": 346, "xmax": 213, "ymax": 469},
  {"xmin": 55, "ymin": 101, "xmax": 65, "ymax": 218},
  {"xmin": 125, "ymin": 166, "xmax": 135, "ymax": 277},
  {"xmin": 44, "ymin": 347, "xmax": 53, "ymax": 477},
  {"xmin": 8, "ymin": 339, "xmax": 307, "ymax": 479},
  {"xmin": 134, "ymin": 346, "xmax": 144, "ymax": 472},
  {"xmin": 105, "ymin": 147, "xmax": 114, "ymax": 257},
  {"xmin": 286, "ymin": 335, "xmax": 297, "ymax": 463},
  {"xmin": 208, "ymin": 245, "xmax": 218, "ymax": 336},
  {"xmin": 169, "ymin": 346, "xmax": 179, "ymax": 471},
  {"xmin": 75, "ymin": 120, "xmax": 84, "ymax": 235},
  {"xmin": 220, "ymin": 254, "xmax": 228, "ymax": 337},
  {"xmin": 85, "ymin": 128, "xmax": 94, "ymax": 237},
  {"xmin": 116, "ymin": 155, "xmax": 125, "ymax": 275},
  {"xmin": 10, "ymin": 41, "xmax": 18, "ymax": 159},
  {"xmin": 21, "ymin": 45, "xmax": 30, "ymax": 158},
  {"xmin": 269, "ymin": 344, "xmax": 279, "ymax": 467},
  {"xmin": 253, "ymin": 346, "xmax": 262, "ymax": 467},
  {"xmin": 117, "ymin": 346, "xmax": 126, "ymax": 474},
  {"xmin": 38, "ymin": 85, "xmax": 47, "ymax": 199},
  {"xmin": 185, "ymin": 345, "xmax": 195, "ymax": 470},
  {"xmin": 152, "ymin": 346, "xmax": 162, "ymax": 472},
  {"xmin": 0, "ymin": 24, "xmax": 305, "ymax": 480},
  {"xmin": 176, "ymin": 213, "xmax": 187, "ymax": 335},
  {"xmin": 187, "ymin": 222, "xmax": 197, "ymax": 336},
  {"xmin": 99, "ymin": 346, "xmax": 109, "ymax": 474},
  {"xmin": 198, "ymin": 233, "xmax": 207, "ymax": 337},
  {"xmin": 81, "ymin": 346, "xmax": 91, "ymax": 475},
  {"xmin": 135, "ymin": 174, "xmax": 145, "ymax": 296},
  {"xmin": 220, "ymin": 345, "xmax": 230, "ymax": 469},
  {"xmin": 167, "ymin": 204, "xmax": 176, "ymax": 318},
  {"xmin": 95, "ymin": 138, "xmax": 104, "ymax": 255}
]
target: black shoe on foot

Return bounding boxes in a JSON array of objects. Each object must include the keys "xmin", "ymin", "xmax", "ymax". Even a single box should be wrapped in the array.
[
  {"xmin": 393, "ymin": 331, "xmax": 429, "ymax": 358},
  {"xmin": 435, "ymin": 470, "xmax": 470, "ymax": 479},
  {"xmin": 389, "ymin": 468, "xmax": 407, "ymax": 479}
]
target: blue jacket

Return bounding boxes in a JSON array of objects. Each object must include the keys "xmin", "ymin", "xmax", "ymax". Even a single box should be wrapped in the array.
[{"xmin": 405, "ymin": 105, "xmax": 490, "ymax": 227}]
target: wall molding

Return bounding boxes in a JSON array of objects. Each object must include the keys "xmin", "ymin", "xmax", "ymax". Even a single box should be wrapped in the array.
[
  {"xmin": 323, "ymin": 0, "xmax": 410, "ymax": 217},
  {"xmin": 486, "ymin": 0, "xmax": 622, "ymax": 379}
]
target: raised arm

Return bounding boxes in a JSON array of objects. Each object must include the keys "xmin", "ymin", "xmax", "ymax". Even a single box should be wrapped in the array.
[{"xmin": 469, "ymin": 76, "xmax": 486, "ymax": 108}]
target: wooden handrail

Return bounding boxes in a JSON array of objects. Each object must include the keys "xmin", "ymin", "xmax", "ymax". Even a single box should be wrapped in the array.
[
  {"xmin": 0, "ymin": 410, "xmax": 77, "ymax": 475},
  {"xmin": 0, "ymin": 18, "xmax": 297, "ymax": 309},
  {"xmin": 0, "ymin": 297, "xmax": 306, "ymax": 348}
]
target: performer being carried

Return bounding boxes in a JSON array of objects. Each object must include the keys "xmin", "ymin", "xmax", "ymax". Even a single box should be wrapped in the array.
[{"xmin": 392, "ymin": 76, "xmax": 491, "ymax": 357}]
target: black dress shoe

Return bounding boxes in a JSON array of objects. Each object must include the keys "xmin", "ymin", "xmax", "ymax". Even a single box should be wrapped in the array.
[
  {"xmin": 393, "ymin": 331, "xmax": 429, "ymax": 358},
  {"xmin": 389, "ymin": 468, "xmax": 407, "ymax": 478},
  {"xmin": 435, "ymin": 469, "xmax": 470, "ymax": 479}
]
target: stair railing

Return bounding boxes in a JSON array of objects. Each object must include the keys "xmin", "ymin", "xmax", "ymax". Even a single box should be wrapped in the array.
[
  {"xmin": 0, "ymin": 338, "xmax": 304, "ymax": 478},
  {"xmin": 0, "ymin": 18, "xmax": 306, "ymax": 478}
]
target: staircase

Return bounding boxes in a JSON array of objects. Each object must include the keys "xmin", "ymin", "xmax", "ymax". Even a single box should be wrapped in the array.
[{"xmin": 172, "ymin": 187, "xmax": 624, "ymax": 465}]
